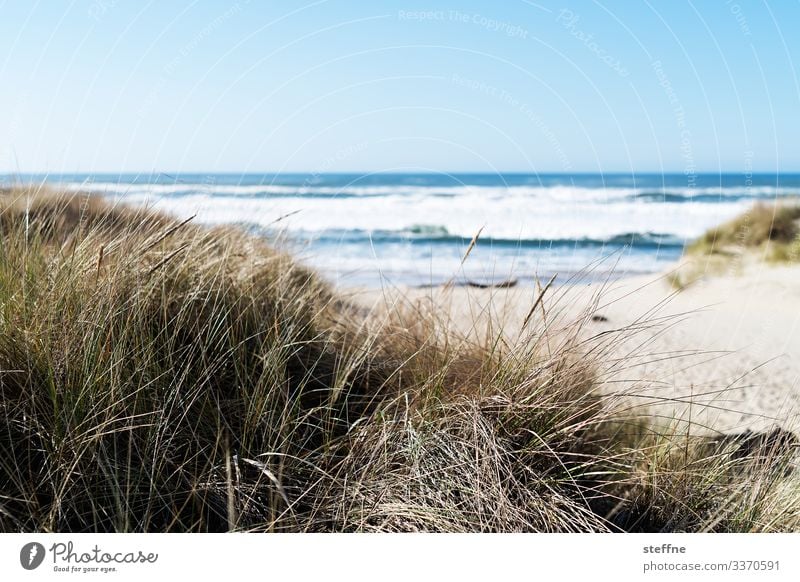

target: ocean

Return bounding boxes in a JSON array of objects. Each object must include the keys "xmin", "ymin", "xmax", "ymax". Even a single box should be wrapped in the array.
[{"xmin": 10, "ymin": 172, "xmax": 800, "ymax": 287}]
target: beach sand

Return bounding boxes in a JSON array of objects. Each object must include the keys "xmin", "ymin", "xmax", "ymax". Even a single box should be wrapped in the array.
[{"xmin": 347, "ymin": 260, "xmax": 800, "ymax": 435}]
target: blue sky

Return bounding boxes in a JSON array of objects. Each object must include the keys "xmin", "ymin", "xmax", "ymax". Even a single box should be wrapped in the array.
[{"xmin": 1, "ymin": 0, "xmax": 798, "ymax": 173}]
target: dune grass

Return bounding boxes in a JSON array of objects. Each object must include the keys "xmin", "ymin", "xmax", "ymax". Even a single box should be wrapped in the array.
[
  {"xmin": 688, "ymin": 202, "xmax": 800, "ymax": 262},
  {"xmin": 667, "ymin": 202, "xmax": 800, "ymax": 289},
  {"xmin": 0, "ymin": 188, "xmax": 798, "ymax": 532}
]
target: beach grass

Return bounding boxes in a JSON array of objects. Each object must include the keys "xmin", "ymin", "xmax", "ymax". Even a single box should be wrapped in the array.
[
  {"xmin": 688, "ymin": 202, "xmax": 800, "ymax": 262},
  {"xmin": 0, "ymin": 188, "xmax": 798, "ymax": 532},
  {"xmin": 666, "ymin": 201, "xmax": 800, "ymax": 289}
]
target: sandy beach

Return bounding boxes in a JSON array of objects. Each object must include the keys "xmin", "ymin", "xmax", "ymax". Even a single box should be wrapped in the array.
[{"xmin": 349, "ymin": 259, "xmax": 800, "ymax": 435}]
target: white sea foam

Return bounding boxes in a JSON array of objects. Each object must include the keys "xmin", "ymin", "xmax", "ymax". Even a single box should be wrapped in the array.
[
  {"xmin": 101, "ymin": 190, "xmax": 750, "ymax": 242},
  {"xmin": 54, "ymin": 178, "xmax": 781, "ymax": 285}
]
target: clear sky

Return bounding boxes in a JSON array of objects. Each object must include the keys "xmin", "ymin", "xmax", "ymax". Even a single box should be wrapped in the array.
[{"xmin": 1, "ymin": 0, "xmax": 799, "ymax": 174}]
